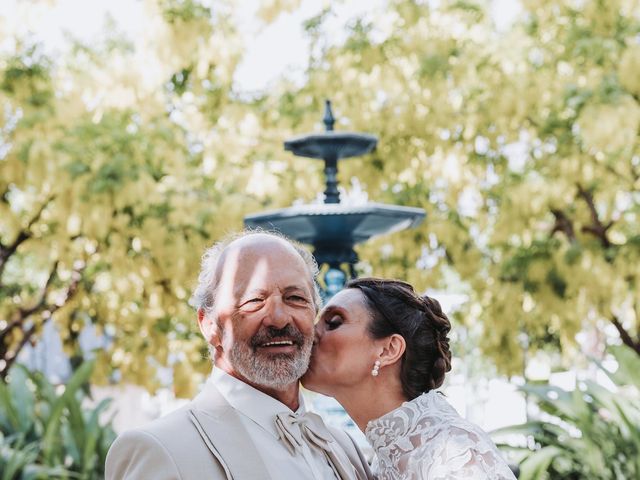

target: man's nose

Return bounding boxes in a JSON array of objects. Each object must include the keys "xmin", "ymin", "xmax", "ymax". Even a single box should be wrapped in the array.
[{"xmin": 263, "ymin": 296, "xmax": 289, "ymax": 328}]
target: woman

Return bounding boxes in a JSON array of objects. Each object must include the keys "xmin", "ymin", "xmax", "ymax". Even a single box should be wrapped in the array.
[{"xmin": 302, "ymin": 277, "xmax": 516, "ymax": 480}]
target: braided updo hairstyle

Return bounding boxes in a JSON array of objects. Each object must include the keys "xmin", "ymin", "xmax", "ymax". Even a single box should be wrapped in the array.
[{"xmin": 346, "ymin": 277, "xmax": 452, "ymax": 400}]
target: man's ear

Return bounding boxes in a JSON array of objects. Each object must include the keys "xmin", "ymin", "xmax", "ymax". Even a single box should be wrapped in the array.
[
  {"xmin": 198, "ymin": 308, "xmax": 220, "ymax": 347},
  {"xmin": 379, "ymin": 334, "xmax": 406, "ymax": 368}
]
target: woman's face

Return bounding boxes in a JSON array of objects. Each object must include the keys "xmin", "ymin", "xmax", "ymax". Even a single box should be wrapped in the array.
[{"xmin": 302, "ymin": 288, "xmax": 379, "ymax": 396}]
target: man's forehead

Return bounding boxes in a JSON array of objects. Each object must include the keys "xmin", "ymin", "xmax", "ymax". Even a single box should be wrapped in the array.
[
  {"xmin": 215, "ymin": 235, "xmax": 311, "ymax": 287},
  {"xmin": 221, "ymin": 235, "xmax": 301, "ymax": 264}
]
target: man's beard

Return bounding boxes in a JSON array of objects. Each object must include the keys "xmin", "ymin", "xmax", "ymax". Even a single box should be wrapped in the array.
[{"xmin": 226, "ymin": 324, "xmax": 313, "ymax": 390}]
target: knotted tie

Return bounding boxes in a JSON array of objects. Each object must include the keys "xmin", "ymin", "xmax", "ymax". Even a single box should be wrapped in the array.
[{"xmin": 275, "ymin": 411, "xmax": 356, "ymax": 480}]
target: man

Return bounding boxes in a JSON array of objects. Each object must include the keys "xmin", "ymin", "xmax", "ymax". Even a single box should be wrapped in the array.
[{"xmin": 105, "ymin": 231, "xmax": 373, "ymax": 479}]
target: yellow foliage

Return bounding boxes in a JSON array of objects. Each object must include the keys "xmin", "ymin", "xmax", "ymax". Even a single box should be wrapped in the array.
[
  {"xmin": 619, "ymin": 44, "xmax": 640, "ymax": 97},
  {"xmin": 1, "ymin": 0, "xmax": 639, "ymax": 386},
  {"xmin": 577, "ymin": 95, "xmax": 640, "ymax": 155}
]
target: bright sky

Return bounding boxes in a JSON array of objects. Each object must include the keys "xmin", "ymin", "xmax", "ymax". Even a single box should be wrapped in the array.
[{"xmin": 0, "ymin": 0, "xmax": 521, "ymax": 93}]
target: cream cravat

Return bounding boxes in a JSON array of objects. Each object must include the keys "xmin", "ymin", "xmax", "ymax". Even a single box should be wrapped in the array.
[{"xmin": 275, "ymin": 411, "xmax": 357, "ymax": 480}]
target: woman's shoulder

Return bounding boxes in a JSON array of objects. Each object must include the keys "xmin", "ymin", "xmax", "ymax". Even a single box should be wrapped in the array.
[
  {"xmin": 402, "ymin": 418, "xmax": 515, "ymax": 479},
  {"xmin": 386, "ymin": 392, "xmax": 501, "ymax": 464},
  {"xmin": 416, "ymin": 394, "xmax": 499, "ymax": 451},
  {"xmin": 405, "ymin": 396, "xmax": 516, "ymax": 479}
]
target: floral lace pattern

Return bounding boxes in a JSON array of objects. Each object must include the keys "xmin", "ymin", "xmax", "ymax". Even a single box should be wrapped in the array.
[{"xmin": 365, "ymin": 391, "xmax": 516, "ymax": 480}]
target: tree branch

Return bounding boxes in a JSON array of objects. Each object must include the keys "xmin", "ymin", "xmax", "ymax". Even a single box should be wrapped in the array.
[
  {"xmin": 0, "ymin": 261, "xmax": 59, "ymax": 340},
  {"xmin": 632, "ymin": 164, "xmax": 640, "ymax": 184},
  {"xmin": 0, "ymin": 231, "xmax": 30, "ymax": 278},
  {"xmin": 525, "ymin": 116, "xmax": 540, "ymax": 128},
  {"xmin": 0, "ymin": 196, "xmax": 55, "ymax": 281},
  {"xmin": 0, "ymin": 262, "xmax": 84, "ymax": 377},
  {"xmin": 576, "ymin": 184, "xmax": 613, "ymax": 248},
  {"xmin": 601, "ymin": 163, "xmax": 637, "ymax": 188},
  {"xmin": 1, "ymin": 323, "xmax": 38, "ymax": 377},
  {"xmin": 610, "ymin": 315, "xmax": 640, "ymax": 355},
  {"xmin": 550, "ymin": 208, "xmax": 576, "ymax": 242}
]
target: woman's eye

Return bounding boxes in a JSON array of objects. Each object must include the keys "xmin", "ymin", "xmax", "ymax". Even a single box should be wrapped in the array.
[
  {"xmin": 325, "ymin": 316, "xmax": 342, "ymax": 330},
  {"xmin": 245, "ymin": 298, "xmax": 263, "ymax": 304}
]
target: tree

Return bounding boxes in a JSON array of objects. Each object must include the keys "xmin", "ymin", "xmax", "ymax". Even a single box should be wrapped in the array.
[
  {"xmin": 0, "ymin": 0, "xmax": 262, "ymax": 394},
  {"xmin": 260, "ymin": 0, "xmax": 640, "ymax": 373},
  {"xmin": 2, "ymin": 0, "xmax": 638, "ymax": 392}
]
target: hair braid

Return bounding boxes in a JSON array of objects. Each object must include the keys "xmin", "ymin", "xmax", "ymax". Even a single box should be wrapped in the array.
[{"xmin": 420, "ymin": 295, "xmax": 452, "ymax": 390}]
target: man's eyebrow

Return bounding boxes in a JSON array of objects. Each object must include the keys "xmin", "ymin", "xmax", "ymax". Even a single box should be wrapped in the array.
[
  {"xmin": 282, "ymin": 285, "xmax": 310, "ymax": 293},
  {"xmin": 236, "ymin": 288, "xmax": 268, "ymax": 298}
]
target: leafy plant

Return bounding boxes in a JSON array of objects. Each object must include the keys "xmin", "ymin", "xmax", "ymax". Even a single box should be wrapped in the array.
[
  {"xmin": 0, "ymin": 433, "xmax": 71, "ymax": 480},
  {"xmin": 495, "ymin": 346, "xmax": 640, "ymax": 480},
  {"xmin": 0, "ymin": 361, "xmax": 116, "ymax": 479}
]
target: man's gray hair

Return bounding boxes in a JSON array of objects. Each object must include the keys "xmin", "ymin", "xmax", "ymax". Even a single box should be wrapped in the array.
[{"xmin": 189, "ymin": 229, "xmax": 321, "ymax": 315}]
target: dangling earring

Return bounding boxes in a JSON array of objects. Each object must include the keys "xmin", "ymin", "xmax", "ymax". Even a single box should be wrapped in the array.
[{"xmin": 371, "ymin": 360, "xmax": 381, "ymax": 377}]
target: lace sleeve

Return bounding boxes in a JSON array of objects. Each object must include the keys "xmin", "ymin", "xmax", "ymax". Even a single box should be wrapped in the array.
[{"xmin": 404, "ymin": 426, "xmax": 516, "ymax": 480}]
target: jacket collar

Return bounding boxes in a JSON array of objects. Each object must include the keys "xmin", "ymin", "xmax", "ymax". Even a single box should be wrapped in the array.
[
  {"xmin": 188, "ymin": 379, "xmax": 272, "ymax": 479},
  {"xmin": 208, "ymin": 368, "xmax": 306, "ymax": 439}
]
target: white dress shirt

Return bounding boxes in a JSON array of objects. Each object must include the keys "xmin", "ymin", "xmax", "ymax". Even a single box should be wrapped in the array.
[{"xmin": 210, "ymin": 368, "xmax": 338, "ymax": 480}]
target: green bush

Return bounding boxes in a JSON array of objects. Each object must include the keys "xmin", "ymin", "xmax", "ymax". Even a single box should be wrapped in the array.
[
  {"xmin": 495, "ymin": 346, "xmax": 640, "ymax": 480},
  {"xmin": 0, "ymin": 361, "xmax": 116, "ymax": 479}
]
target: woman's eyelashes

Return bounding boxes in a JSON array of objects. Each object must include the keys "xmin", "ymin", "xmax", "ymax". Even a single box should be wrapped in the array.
[{"xmin": 325, "ymin": 315, "xmax": 343, "ymax": 330}]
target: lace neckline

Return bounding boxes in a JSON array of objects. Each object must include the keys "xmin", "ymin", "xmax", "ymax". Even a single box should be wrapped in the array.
[{"xmin": 365, "ymin": 390, "xmax": 452, "ymax": 444}]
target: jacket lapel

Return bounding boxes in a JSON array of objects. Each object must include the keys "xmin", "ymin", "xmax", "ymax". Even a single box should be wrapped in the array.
[
  {"xmin": 325, "ymin": 441, "xmax": 359, "ymax": 480},
  {"xmin": 188, "ymin": 381, "xmax": 272, "ymax": 480},
  {"xmin": 329, "ymin": 428, "xmax": 375, "ymax": 480}
]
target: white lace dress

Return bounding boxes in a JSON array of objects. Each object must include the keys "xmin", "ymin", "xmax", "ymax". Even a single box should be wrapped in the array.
[{"xmin": 365, "ymin": 391, "xmax": 516, "ymax": 480}]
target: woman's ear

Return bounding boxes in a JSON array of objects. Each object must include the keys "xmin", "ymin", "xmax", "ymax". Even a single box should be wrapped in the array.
[
  {"xmin": 198, "ymin": 308, "xmax": 220, "ymax": 347},
  {"xmin": 379, "ymin": 334, "xmax": 406, "ymax": 367}
]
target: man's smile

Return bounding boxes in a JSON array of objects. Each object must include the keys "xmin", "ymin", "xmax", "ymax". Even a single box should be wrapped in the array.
[
  {"xmin": 262, "ymin": 340, "xmax": 294, "ymax": 347},
  {"xmin": 256, "ymin": 337, "xmax": 299, "ymax": 354}
]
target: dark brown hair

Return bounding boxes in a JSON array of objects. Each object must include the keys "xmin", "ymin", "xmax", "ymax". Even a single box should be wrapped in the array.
[{"xmin": 346, "ymin": 277, "xmax": 452, "ymax": 400}]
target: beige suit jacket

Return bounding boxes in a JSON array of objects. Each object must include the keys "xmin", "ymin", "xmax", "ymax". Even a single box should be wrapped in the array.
[{"xmin": 105, "ymin": 381, "xmax": 373, "ymax": 480}]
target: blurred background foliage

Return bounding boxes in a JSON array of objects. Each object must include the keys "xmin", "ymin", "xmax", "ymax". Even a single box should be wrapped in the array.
[
  {"xmin": 0, "ymin": 0, "xmax": 639, "ymax": 476},
  {"xmin": 2, "ymin": 0, "xmax": 637, "ymax": 388},
  {"xmin": 495, "ymin": 345, "xmax": 640, "ymax": 479},
  {"xmin": 0, "ymin": 360, "xmax": 115, "ymax": 479}
]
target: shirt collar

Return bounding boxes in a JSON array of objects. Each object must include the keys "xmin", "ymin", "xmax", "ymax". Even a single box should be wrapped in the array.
[{"xmin": 210, "ymin": 368, "xmax": 307, "ymax": 438}]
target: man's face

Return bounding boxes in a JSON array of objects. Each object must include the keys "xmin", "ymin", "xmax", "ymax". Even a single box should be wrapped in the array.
[{"xmin": 204, "ymin": 238, "xmax": 316, "ymax": 390}]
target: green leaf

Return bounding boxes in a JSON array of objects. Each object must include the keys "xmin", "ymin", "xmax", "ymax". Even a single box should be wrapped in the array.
[
  {"xmin": 609, "ymin": 345, "xmax": 640, "ymax": 388},
  {"xmin": 612, "ymin": 399, "xmax": 640, "ymax": 447},
  {"xmin": 64, "ymin": 388, "xmax": 86, "ymax": 459},
  {"xmin": 491, "ymin": 421, "xmax": 547, "ymax": 437},
  {"xmin": 0, "ymin": 436, "xmax": 40, "ymax": 480},
  {"xmin": 7, "ymin": 366, "xmax": 35, "ymax": 434},
  {"xmin": 0, "ymin": 379, "xmax": 20, "ymax": 433},
  {"xmin": 520, "ymin": 384, "xmax": 575, "ymax": 420},
  {"xmin": 41, "ymin": 361, "xmax": 95, "ymax": 465},
  {"xmin": 81, "ymin": 398, "xmax": 112, "ymax": 476},
  {"xmin": 519, "ymin": 446, "xmax": 563, "ymax": 480}
]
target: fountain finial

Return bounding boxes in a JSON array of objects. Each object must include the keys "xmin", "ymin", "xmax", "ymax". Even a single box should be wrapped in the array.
[
  {"xmin": 283, "ymin": 100, "xmax": 377, "ymax": 204},
  {"xmin": 323, "ymin": 99, "xmax": 335, "ymax": 131}
]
